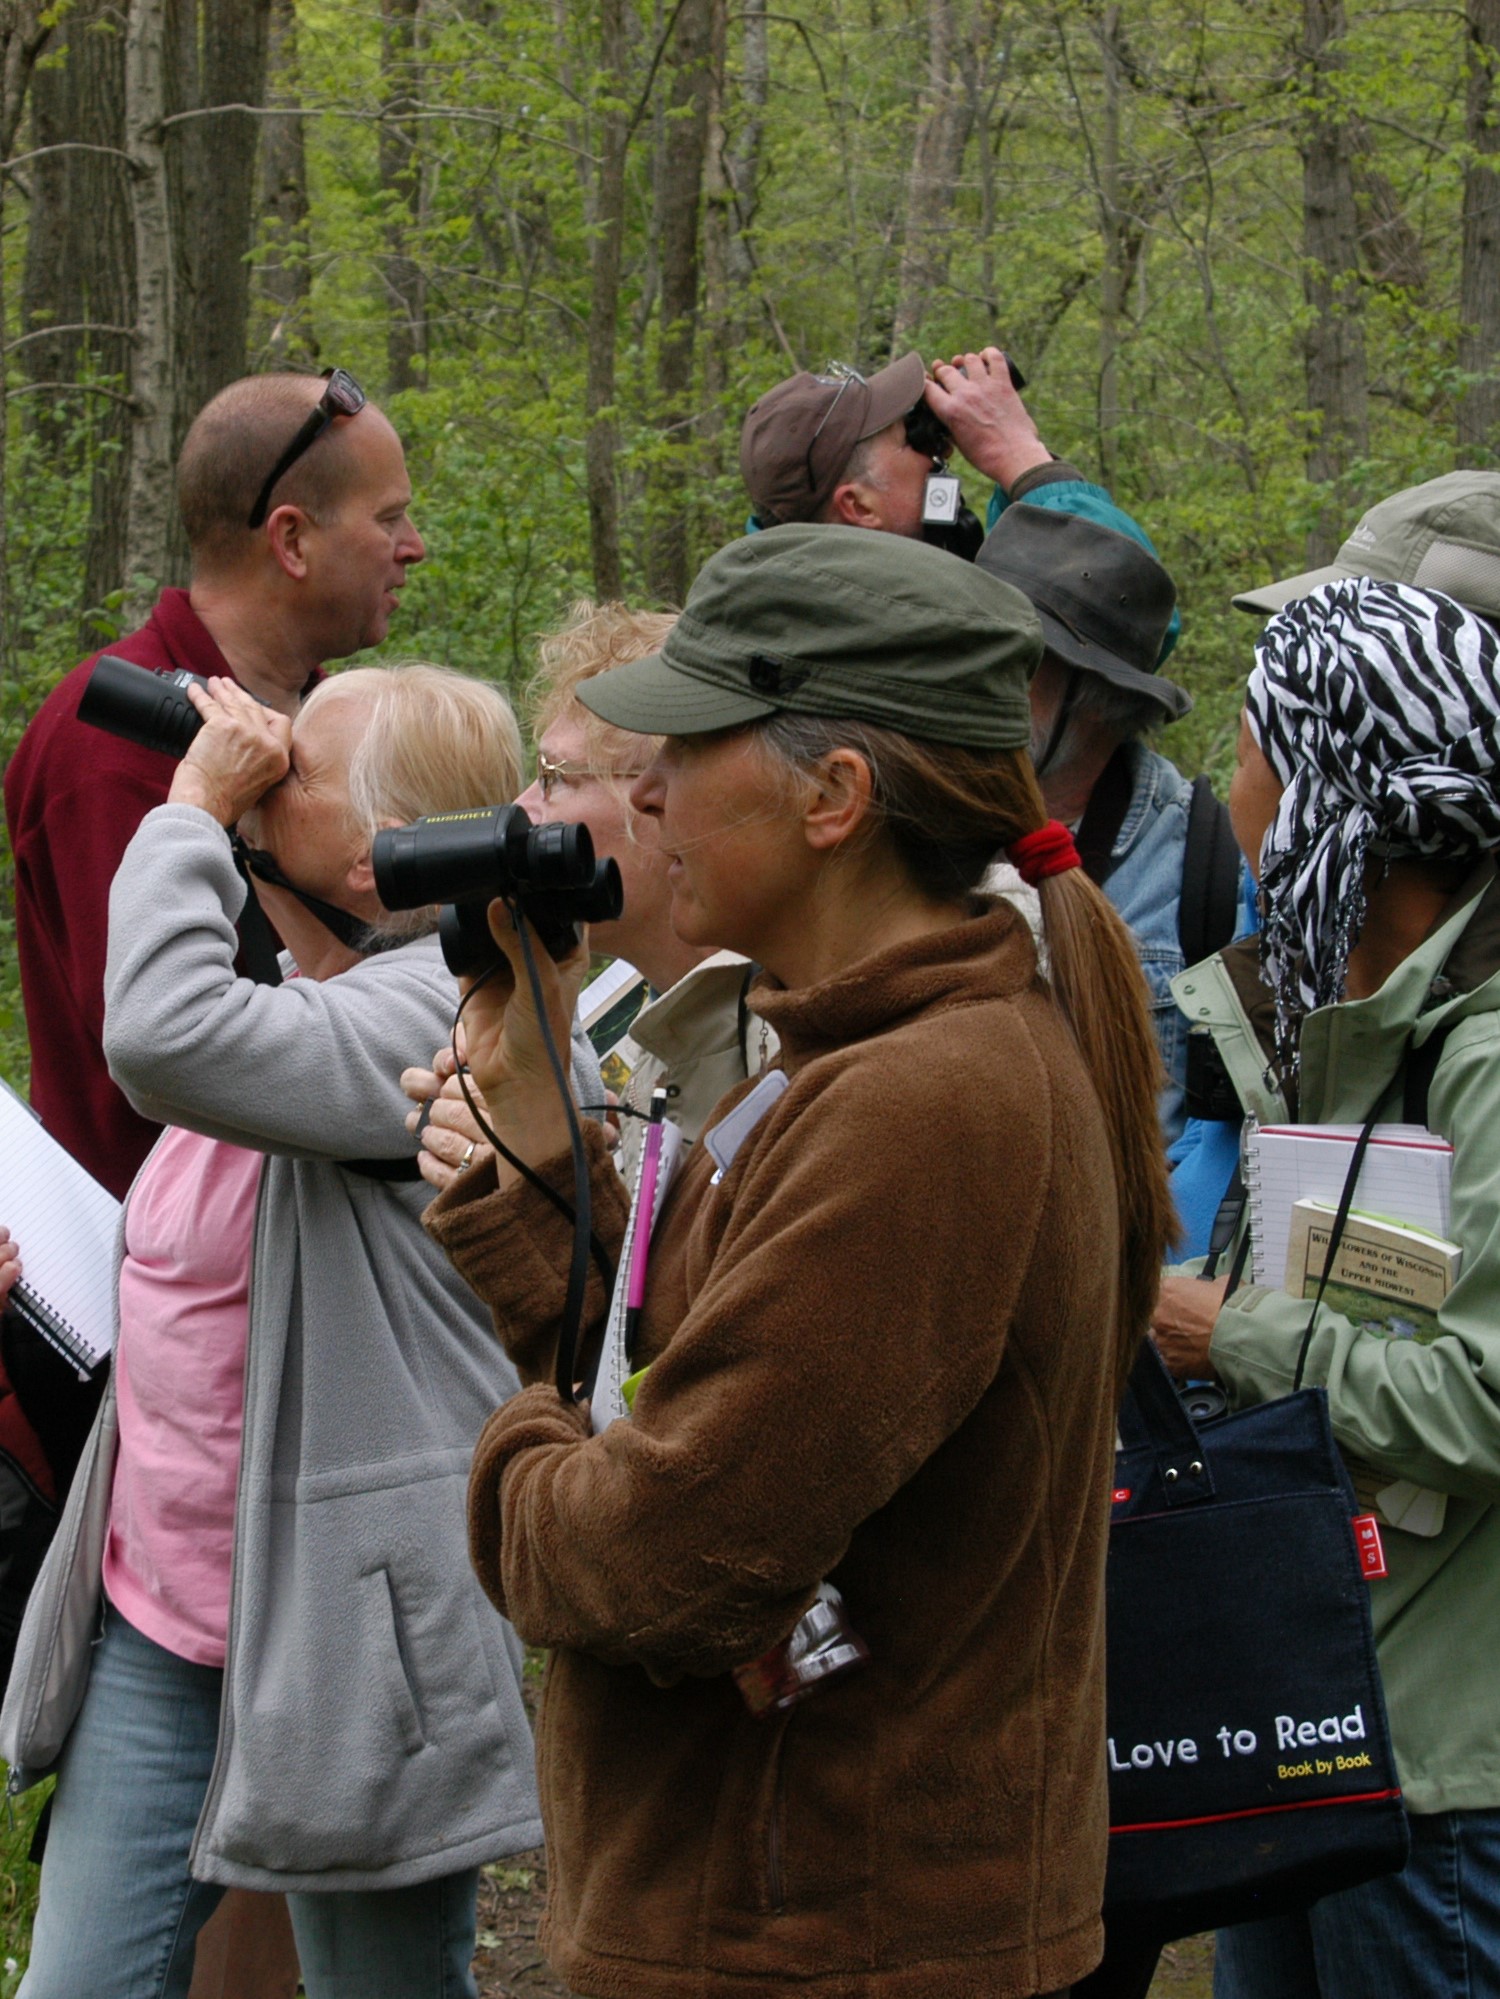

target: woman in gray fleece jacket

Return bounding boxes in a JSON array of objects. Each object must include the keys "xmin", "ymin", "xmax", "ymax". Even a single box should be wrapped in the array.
[{"xmin": 1, "ymin": 667, "xmax": 595, "ymax": 1999}]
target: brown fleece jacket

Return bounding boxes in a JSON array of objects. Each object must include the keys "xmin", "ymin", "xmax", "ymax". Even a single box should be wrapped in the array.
[{"xmin": 427, "ymin": 905, "xmax": 1122, "ymax": 1999}]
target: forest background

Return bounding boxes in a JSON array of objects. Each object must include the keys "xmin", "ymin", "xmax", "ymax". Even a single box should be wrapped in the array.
[{"xmin": 0, "ymin": 0, "xmax": 1498, "ymax": 1093}]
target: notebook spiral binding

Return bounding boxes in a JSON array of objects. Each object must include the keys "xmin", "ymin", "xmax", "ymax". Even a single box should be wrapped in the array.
[
  {"xmin": 8, "ymin": 1279, "xmax": 95, "ymax": 1377},
  {"xmin": 1241, "ymin": 1123, "xmax": 1266, "ymax": 1263}
]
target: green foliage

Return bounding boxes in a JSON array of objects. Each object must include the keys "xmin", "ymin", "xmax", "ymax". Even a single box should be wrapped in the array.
[
  {"xmin": 0, "ymin": 1782, "xmax": 50, "ymax": 1985},
  {"xmin": 268, "ymin": 0, "xmax": 1486, "ymax": 765},
  {"xmin": 1, "ymin": 0, "xmax": 1490, "ymax": 1076}
]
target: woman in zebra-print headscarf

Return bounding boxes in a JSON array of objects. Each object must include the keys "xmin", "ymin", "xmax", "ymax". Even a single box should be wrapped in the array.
[
  {"xmin": 1154, "ymin": 572, "xmax": 1500, "ymax": 1999},
  {"xmin": 1242, "ymin": 574, "xmax": 1500, "ymax": 1079}
]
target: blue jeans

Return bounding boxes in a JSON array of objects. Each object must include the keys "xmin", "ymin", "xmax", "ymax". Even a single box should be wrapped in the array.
[
  {"xmin": 1213, "ymin": 1808, "xmax": 1500, "ymax": 1999},
  {"xmin": 20, "ymin": 1604, "xmax": 479, "ymax": 1999}
]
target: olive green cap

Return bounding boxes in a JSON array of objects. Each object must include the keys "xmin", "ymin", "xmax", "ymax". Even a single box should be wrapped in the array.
[{"xmin": 576, "ymin": 524, "xmax": 1042, "ymax": 747}]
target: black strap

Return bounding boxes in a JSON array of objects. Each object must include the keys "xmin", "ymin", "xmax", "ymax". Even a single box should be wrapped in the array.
[
  {"xmin": 1075, "ymin": 748, "xmax": 1135, "ymax": 887},
  {"xmin": 234, "ymin": 836, "xmax": 371, "ymax": 955},
  {"xmin": 336, "ymin": 1155, "xmax": 423, "ymax": 1181},
  {"xmin": 229, "ymin": 842, "xmax": 285, "ymax": 987},
  {"xmin": 1178, "ymin": 777, "xmax": 1241, "ymax": 966},
  {"xmin": 1118, "ymin": 1341, "xmax": 1216, "ymax": 1505},
  {"xmin": 1293, "ymin": 1100, "xmax": 1382, "ymax": 1391}
]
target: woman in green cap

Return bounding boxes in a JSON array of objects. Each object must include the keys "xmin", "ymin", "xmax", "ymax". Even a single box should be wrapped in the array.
[{"xmin": 425, "ymin": 525, "xmax": 1175, "ymax": 1999}]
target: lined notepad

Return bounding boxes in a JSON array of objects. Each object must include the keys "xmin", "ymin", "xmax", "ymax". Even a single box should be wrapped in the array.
[
  {"xmin": 1246, "ymin": 1123, "xmax": 1454, "ymax": 1291},
  {"xmin": 0, "ymin": 1084, "xmax": 120, "ymax": 1373},
  {"xmin": 591, "ymin": 1115, "xmax": 684, "ymax": 1436}
]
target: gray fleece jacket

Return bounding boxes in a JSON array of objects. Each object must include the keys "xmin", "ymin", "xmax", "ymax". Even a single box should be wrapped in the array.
[{"xmin": 0, "ymin": 804, "xmax": 599, "ymax": 1891}]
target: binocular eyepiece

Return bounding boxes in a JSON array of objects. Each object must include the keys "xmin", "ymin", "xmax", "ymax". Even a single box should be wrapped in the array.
[
  {"xmin": 372, "ymin": 806, "xmax": 623, "ymax": 974},
  {"xmin": 78, "ymin": 654, "xmax": 209, "ymax": 760}
]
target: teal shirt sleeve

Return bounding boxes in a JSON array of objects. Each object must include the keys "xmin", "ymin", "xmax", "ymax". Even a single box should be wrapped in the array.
[
  {"xmin": 987, "ymin": 467, "xmax": 1182, "ymax": 665},
  {"xmin": 1211, "ymin": 1015, "xmax": 1500, "ymax": 1503}
]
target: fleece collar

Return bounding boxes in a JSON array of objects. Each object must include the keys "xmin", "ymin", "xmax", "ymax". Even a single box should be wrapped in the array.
[{"xmin": 750, "ymin": 901, "xmax": 1036, "ymax": 1072}]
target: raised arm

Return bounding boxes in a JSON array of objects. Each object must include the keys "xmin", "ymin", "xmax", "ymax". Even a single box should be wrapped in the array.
[{"xmin": 104, "ymin": 803, "xmax": 456, "ymax": 1159}]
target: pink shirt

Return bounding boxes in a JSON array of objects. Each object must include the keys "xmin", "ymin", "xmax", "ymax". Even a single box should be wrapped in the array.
[{"xmin": 104, "ymin": 1126, "xmax": 262, "ymax": 1667}]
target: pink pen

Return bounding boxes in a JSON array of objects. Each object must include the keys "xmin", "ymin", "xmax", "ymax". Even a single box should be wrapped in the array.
[{"xmin": 623, "ymin": 1087, "xmax": 669, "ymax": 1361}]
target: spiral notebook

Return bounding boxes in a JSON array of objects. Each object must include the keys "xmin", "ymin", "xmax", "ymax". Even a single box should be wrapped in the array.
[
  {"xmin": 1245, "ymin": 1122, "xmax": 1454, "ymax": 1291},
  {"xmin": 0, "ymin": 1083, "xmax": 120, "ymax": 1375}
]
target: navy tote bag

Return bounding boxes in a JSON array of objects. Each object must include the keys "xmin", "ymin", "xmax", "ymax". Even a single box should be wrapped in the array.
[{"xmin": 1102, "ymin": 1342, "xmax": 1409, "ymax": 1940}]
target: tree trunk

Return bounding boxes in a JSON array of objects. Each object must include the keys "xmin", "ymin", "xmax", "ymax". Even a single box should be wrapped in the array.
[
  {"xmin": 122, "ymin": 0, "xmax": 176, "ymax": 619},
  {"xmin": 586, "ymin": 0, "xmax": 628, "ymax": 600},
  {"xmin": 1095, "ymin": 4, "xmax": 1128, "ymax": 488},
  {"xmin": 1300, "ymin": 0, "xmax": 1367, "ymax": 560},
  {"xmin": 164, "ymin": 0, "xmax": 272, "ymax": 580},
  {"xmin": 0, "ymin": 0, "xmax": 54, "ymax": 677},
  {"xmin": 20, "ymin": 0, "xmax": 135, "ymax": 613},
  {"xmin": 1460, "ymin": 0, "xmax": 1500, "ymax": 458},
  {"xmin": 891, "ymin": 0, "xmax": 960, "ymax": 355},
  {"xmin": 256, "ymin": 0, "xmax": 316, "ymax": 366},
  {"xmin": 725, "ymin": 0, "xmax": 766, "ymax": 294},
  {"xmin": 645, "ymin": 0, "xmax": 712, "ymax": 603},
  {"xmin": 380, "ymin": 0, "xmax": 426, "ymax": 394},
  {"xmin": 701, "ymin": 0, "xmax": 730, "ymax": 468}
]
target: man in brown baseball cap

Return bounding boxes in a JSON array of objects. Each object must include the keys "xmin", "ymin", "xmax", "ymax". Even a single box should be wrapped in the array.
[
  {"xmin": 738, "ymin": 346, "xmax": 1187, "ymax": 619},
  {"xmin": 740, "ymin": 353, "xmax": 932, "ymax": 532},
  {"xmin": 740, "ymin": 347, "xmax": 1054, "ymax": 552}
]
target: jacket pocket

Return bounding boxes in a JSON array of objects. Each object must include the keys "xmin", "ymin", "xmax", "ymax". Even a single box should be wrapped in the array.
[{"xmin": 359, "ymin": 1565, "xmax": 426, "ymax": 1756}]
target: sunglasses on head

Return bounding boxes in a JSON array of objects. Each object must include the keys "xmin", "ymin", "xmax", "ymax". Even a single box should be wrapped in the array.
[
  {"xmin": 804, "ymin": 362, "xmax": 866, "ymax": 497},
  {"xmin": 246, "ymin": 368, "xmax": 367, "ymax": 530}
]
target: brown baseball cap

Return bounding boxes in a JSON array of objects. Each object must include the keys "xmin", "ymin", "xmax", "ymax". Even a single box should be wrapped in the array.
[{"xmin": 739, "ymin": 353, "xmax": 928, "ymax": 526}]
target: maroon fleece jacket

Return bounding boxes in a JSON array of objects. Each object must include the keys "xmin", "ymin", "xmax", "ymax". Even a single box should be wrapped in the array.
[
  {"xmin": 4, "ymin": 591, "xmax": 318, "ymax": 1196},
  {"xmin": 429, "ymin": 906, "xmax": 1126, "ymax": 1999}
]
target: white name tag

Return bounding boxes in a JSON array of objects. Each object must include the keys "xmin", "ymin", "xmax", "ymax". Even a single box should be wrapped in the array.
[{"xmin": 705, "ymin": 1069, "xmax": 790, "ymax": 1182}]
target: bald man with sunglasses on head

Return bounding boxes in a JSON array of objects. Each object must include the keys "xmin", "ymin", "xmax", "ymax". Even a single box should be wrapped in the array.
[{"xmin": 6, "ymin": 369, "xmax": 424, "ymax": 1203}]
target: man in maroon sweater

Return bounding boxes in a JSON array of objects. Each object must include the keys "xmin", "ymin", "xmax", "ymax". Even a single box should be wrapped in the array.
[
  {"xmin": 3, "ymin": 371, "xmax": 424, "ymax": 1999},
  {"xmin": 5, "ymin": 370, "xmax": 425, "ymax": 1198}
]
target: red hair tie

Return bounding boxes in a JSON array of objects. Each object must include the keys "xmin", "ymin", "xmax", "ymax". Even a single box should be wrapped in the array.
[{"xmin": 1008, "ymin": 820, "xmax": 1081, "ymax": 885}]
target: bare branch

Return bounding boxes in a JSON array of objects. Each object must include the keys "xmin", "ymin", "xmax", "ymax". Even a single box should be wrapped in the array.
[
  {"xmin": 5, "ymin": 321, "xmax": 137, "ymax": 352},
  {"xmin": 626, "ymin": 0, "xmax": 692, "ymax": 139},
  {"xmin": 6, "ymin": 380, "xmax": 138, "ymax": 407},
  {"xmin": 148, "ymin": 99, "xmax": 595, "ymax": 162},
  {"xmin": 4, "ymin": 139, "xmax": 134, "ymax": 171}
]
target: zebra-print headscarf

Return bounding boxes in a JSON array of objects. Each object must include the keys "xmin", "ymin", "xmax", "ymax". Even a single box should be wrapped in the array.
[{"xmin": 1247, "ymin": 576, "xmax": 1500, "ymax": 1071}]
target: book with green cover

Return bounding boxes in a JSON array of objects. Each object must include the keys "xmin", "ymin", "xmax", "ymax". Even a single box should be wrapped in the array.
[
  {"xmin": 1285, "ymin": 1199, "xmax": 1463, "ymax": 1537},
  {"xmin": 1285, "ymin": 1199, "xmax": 1461, "ymax": 1343}
]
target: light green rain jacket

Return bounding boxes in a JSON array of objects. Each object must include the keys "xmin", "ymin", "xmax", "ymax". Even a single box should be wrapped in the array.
[{"xmin": 1172, "ymin": 862, "xmax": 1500, "ymax": 1816}]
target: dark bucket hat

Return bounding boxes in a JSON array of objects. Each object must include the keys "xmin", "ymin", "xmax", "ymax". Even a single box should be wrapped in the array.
[
  {"xmin": 576, "ymin": 524, "xmax": 1042, "ymax": 749},
  {"xmin": 975, "ymin": 504, "xmax": 1190, "ymax": 722},
  {"xmin": 740, "ymin": 354, "xmax": 928, "ymax": 526}
]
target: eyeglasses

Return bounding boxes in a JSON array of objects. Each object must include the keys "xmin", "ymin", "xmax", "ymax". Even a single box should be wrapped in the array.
[
  {"xmin": 246, "ymin": 368, "xmax": 368, "ymax": 529},
  {"xmin": 805, "ymin": 361, "xmax": 866, "ymax": 496},
  {"xmin": 537, "ymin": 752, "xmax": 647, "ymax": 804}
]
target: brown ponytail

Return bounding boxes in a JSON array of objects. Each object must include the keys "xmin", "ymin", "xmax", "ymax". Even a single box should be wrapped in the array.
[{"xmin": 759, "ymin": 714, "xmax": 1175, "ymax": 1386}]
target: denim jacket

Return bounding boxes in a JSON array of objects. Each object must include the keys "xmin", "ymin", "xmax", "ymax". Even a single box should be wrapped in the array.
[{"xmin": 1097, "ymin": 741, "xmax": 1194, "ymax": 1142}]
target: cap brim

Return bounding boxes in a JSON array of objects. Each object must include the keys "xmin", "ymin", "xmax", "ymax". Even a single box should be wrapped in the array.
[
  {"xmin": 856, "ymin": 352, "xmax": 928, "ymax": 443},
  {"xmin": 1035, "ymin": 608, "xmax": 1193, "ymax": 721},
  {"xmin": 576, "ymin": 649, "xmax": 780, "ymax": 736},
  {"xmin": 1231, "ymin": 561, "xmax": 1349, "ymax": 616}
]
